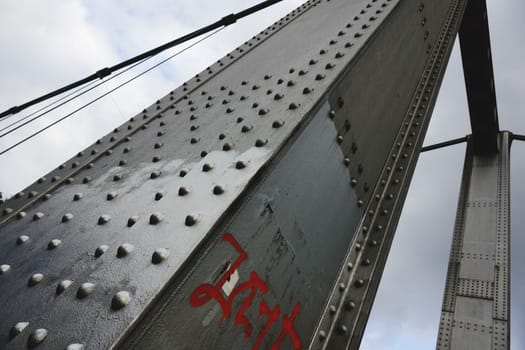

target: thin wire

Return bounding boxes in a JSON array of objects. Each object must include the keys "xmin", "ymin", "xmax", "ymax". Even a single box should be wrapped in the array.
[
  {"xmin": 0, "ymin": 55, "xmax": 153, "ymax": 137},
  {"xmin": 0, "ymin": 27, "xmax": 224, "ymax": 157}
]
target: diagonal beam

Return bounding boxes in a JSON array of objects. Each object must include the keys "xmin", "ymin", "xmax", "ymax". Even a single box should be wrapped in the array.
[{"xmin": 459, "ymin": 0, "xmax": 499, "ymax": 154}]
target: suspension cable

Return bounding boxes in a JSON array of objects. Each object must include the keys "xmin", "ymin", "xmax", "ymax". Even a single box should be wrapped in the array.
[
  {"xmin": 0, "ymin": 27, "xmax": 224, "ymax": 156},
  {"xmin": 0, "ymin": 0, "xmax": 284, "ymax": 119}
]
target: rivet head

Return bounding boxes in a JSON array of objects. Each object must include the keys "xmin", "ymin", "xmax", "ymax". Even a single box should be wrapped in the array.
[
  {"xmin": 325, "ymin": 63, "xmax": 335, "ymax": 69},
  {"xmin": 56, "ymin": 280, "xmax": 73, "ymax": 295},
  {"xmin": 338, "ymin": 283, "xmax": 346, "ymax": 291},
  {"xmin": 27, "ymin": 328, "xmax": 48, "ymax": 348},
  {"xmin": 117, "ymin": 243, "xmax": 134, "ymax": 258},
  {"xmin": 319, "ymin": 330, "xmax": 327, "ymax": 341},
  {"xmin": 298, "ymin": 69, "xmax": 308, "ymax": 76},
  {"xmin": 235, "ymin": 161, "xmax": 246, "ymax": 169},
  {"xmin": 329, "ymin": 305, "xmax": 337, "ymax": 314},
  {"xmin": 62, "ymin": 213, "xmax": 73, "ymax": 222},
  {"xmin": 185, "ymin": 215, "xmax": 197, "ymax": 227},
  {"xmin": 272, "ymin": 120, "xmax": 284, "ymax": 128},
  {"xmin": 362, "ymin": 258, "xmax": 371, "ymax": 266},
  {"xmin": 302, "ymin": 87, "xmax": 312, "ymax": 94},
  {"xmin": 286, "ymin": 80, "xmax": 296, "ymax": 87},
  {"xmin": 73, "ymin": 193, "xmax": 83, "ymax": 201},
  {"xmin": 357, "ymin": 199, "xmax": 363, "ymax": 207},
  {"xmin": 0, "ymin": 264, "xmax": 10, "ymax": 274},
  {"xmin": 335, "ymin": 52, "xmax": 345, "ymax": 58},
  {"xmin": 346, "ymin": 300, "xmax": 356, "ymax": 310},
  {"xmin": 274, "ymin": 93, "xmax": 284, "ymax": 100},
  {"xmin": 150, "ymin": 170, "xmax": 161, "ymax": 179},
  {"xmin": 241, "ymin": 125, "xmax": 252, "ymax": 133},
  {"xmin": 336, "ymin": 135, "xmax": 344, "ymax": 144},
  {"xmin": 288, "ymin": 102, "xmax": 299, "ymax": 110},
  {"xmin": 154, "ymin": 192, "xmax": 164, "ymax": 200},
  {"xmin": 347, "ymin": 262, "xmax": 353, "ymax": 270},
  {"xmin": 2, "ymin": 207, "xmax": 13, "ymax": 216},
  {"xmin": 77, "ymin": 282, "xmax": 96, "ymax": 299},
  {"xmin": 113, "ymin": 174, "xmax": 122, "ymax": 181},
  {"xmin": 343, "ymin": 158, "xmax": 350, "ymax": 166},
  {"xmin": 213, "ymin": 185, "xmax": 225, "ymax": 195},
  {"xmin": 111, "ymin": 291, "xmax": 131, "ymax": 310},
  {"xmin": 152, "ymin": 248, "xmax": 170, "ymax": 264},
  {"xmin": 95, "ymin": 245, "xmax": 109, "ymax": 258},
  {"xmin": 106, "ymin": 192, "xmax": 118, "ymax": 201},
  {"xmin": 223, "ymin": 142, "xmax": 234, "ymax": 151},
  {"xmin": 255, "ymin": 139, "xmax": 268, "ymax": 147},
  {"xmin": 43, "ymin": 193, "xmax": 52, "ymax": 200},
  {"xmin": 28, "ymin": 273, "xmax": 44, "ymax": 287},
  {"xmin": 9, "ymin": 322, "xmax": 29, "ymax": 340},
  {"xmin": 152, "ymin": 155, "xmax": 161, "ymax": 163},
  {"xmin": 17, "ymin": 211, "xmax": 27, "ymax": 220},
  {"xmin": 17, "ymin": 235, "xmax": 30, "ymax": 245},
  {"xmin": 149, "ymin": 213, "xmax": 164, "ymax": 225},
  {"xmin": 47, "ymin": 239, "xmax": 61, "ymax": 250},
  {"xmin": 354, "ymin": 279, "xmax": 365, "ymax": 288},
  {"xmin": 328, "ymin": 110, "xmax": 336, "ymax": 119},
  {"xmin": 176, "ymin": 187, "xmax": 189, "ymax": 197},
  {"xmin": 32, "ymin": 212, "xmax": 44, "ymax": 221},
  {"xmin": 315, "ymin": 74, "xmax": 325, "ymax": 81},
  {"xmin": 337, "ymin": 324, "xmax": 348, "ymax": 334},
  {"xmin": 98, "ymin": 215, "xmax": 111, "ymax": 225},
  {"xmin": 127, "ymin": 216, "xmax": 139, "ymax": 227},
  {"xmin": 190, "ymin": 137, "xmax": 199, "ymax": 144},
  {"xmin": 28, "ymin": 190, "xmax": 38, "ymax": 198},
  {"xmin": 82, "ymin": 176, "xmax": 92, "ymax": 184},
  {"xmin": 258, "ymin": 108, "xmax": 269, "ymax": 116},
  {"xmin": 202, "ymin": 163, "xmax": 213, "ymax": 172},
  {"xmin": 66, "ymin": 344, "xmax": 85, "ymax": 350}
]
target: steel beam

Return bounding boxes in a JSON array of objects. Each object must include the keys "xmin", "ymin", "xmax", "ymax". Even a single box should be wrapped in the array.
[
  {"xmin": 0, "ymin": 0, "xmax": 468, "ymax": 349},
  {"xmin": 459, "ymin": 0, "xmax": 499, "ymax": 154},
  {"xmin": 436, "ymin": 132, "xmax": 510, "ymax": 349}
]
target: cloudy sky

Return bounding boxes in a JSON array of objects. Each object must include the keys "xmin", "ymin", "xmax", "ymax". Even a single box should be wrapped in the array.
[{"xmin": 0, "ymin": 0, "xmax": 523, "ymax": 349}]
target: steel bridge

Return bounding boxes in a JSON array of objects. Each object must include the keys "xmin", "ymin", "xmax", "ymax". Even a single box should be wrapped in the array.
[{"xmin": 0, "ymin": 0, "xmax": 521, "ymax": 349}]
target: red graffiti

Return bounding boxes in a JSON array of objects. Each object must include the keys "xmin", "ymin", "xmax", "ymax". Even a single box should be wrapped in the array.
[{"xmin": 189, "ymin": 232, "xmax": 302, "ymax": 350}]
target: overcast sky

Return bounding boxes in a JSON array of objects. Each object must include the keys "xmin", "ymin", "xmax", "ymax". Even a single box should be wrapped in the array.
[{"xmin": 0, "ymin": 0, "xmax": 523, "ymax": 349}]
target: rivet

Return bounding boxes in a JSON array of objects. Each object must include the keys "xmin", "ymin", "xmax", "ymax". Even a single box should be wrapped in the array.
[
  {"xmin": 335, "ymin": 52, "xmax": 345, "ymax": 58},
  {"xmin": 223, "ymin": 142, "xmax": 234, "ymax": 151},
  {"xmin": 355, "ymin": 243, "xmax": 362, "ymax": 251},
  {"xmin": 298, "ymin": 69, "xmax": 308, "ymax": 76},
  {"xmin": 289, "ymin": 68, "xmax": 295, "ymax": 73},
  {"xmin": 17, "ymin": 211, "xmax": 27, "ymax": 220},
  {"xmin": 111, "ymin": 291, "xmax": 131, "ymax": 310},
  {"xmin": 185, "ymin": 215, "xmax": 197, "ymax": 226},
  {"xmin": 77, "ymin": 282, "xmax": 96, "ymax": 299},
  {"xmin": 86, "ymin": 163, "xmax": 94, "ymax": 169},
  {"xmin": 38, "ymin": 177, "xmax": 46, "ymax": 183},
  {"xmin": 154, "ymin": 192, "xmax": 164, "ymax": 201},
  {"xmin": 0, "ymin": 264, "xmax": 10, "ymax": 274},
  {"xmin": 255, "ymin": 139, "xmax": 268, "ymax": 147},
  {"xmin": 202, "ymin": 163, "xmax": 213, "ymax": 172},
  {"xmin": 375, "ymin": 225, "xmax": 383, "ymax": 231},
  {"xmin": 51, "ymin": 176, "xmax": 60, "ymax": 182},
  {"xmin": 27, "ymin": 328, "xmax": 48, "ymax": 348},
  {"xmin": 157, "ymin": 131, "xmax": 165, "ymax": 137},
  {"xmin": 179, "ymin": 170, "xmax": 188, "ymax": 177},
  {"xmin": 43, "ymin": 193, "xmax": 52, "ymax": 200},
  {"xmin": 73, "ymin": 193, "xmax": 83, "ymax": 201},
  {"xmin": 288, "ymin": 102, "xmax": 298, "ymax": 110},
  {"xmin": 48, "ymin": 239, "xmax": 61, "ymax": 250},
  {"xmin": 28, "ymin": 190, "xmax": 38, "ymax": 198},
  {"xmin": 329, "ymin": 305, "xmax": 337, "ymax": 314},
  {"xmin": 113, "ymin": 174, "xmax": 122, "ymax": 181},
  {"xmin": 252, "ymin": 85, "xmax": 260, "ymax": 90},
  {"xmin": 264, "ymin": 74, "xmax": 272, "ymax": 80},
  {"xmin": 213, "ymin": 185, "xmax": 225, "ymax": 195},
  {"xmin": 152, "ymin": 248, "xmax": 170, "ymax": 264},
  {"xmin": 127, "ymin": 216, "xmax": 139, "ymax": 227},
  {"xmin": 9, "ymin": 322, "xmax": 29, "ymax": 340},
  {"xmin": 222, "ymin": 99, "xmax": 230, "ymax": 105},
  {"xmin": 362, "ymin": 258, "xmax": 371, "ymax": 266},
  {"xmin": 32, "ymin": 212, "xmax": 44, "ymax": 221},
  {"xmin": 337, "ymin": 324, "xmax": 348, "ymax": 334},
  {"xmin": 152, "ymin": 155, "xmax": 161, "ymax": 163},
  {"xmin": 106, "ymin": 192, "xmax": 118, "ymax": 201},
  {"xmin": 258, "ymin": 108, "xmax": 269, "ymax": 116},
  {"xmin": 277, "ymin": 78, "xmax": 284, "ymax": 84},
  {"xmin": 200, "ymin": 151, "xmax": 208, "ymax": 158},
  {"xmin": 105, "ymin": 149, "xmax": 113, "ymax": 155},
  {"xmin": 319, "ymin": 330, "xmax": 327, "ymax": 341},
  {"xmin": 302, "ymin": 87, "xmax": 312, "ymax": 94},
  {"xmin": 66, "ymin": 344, "xmax": 85, "ymax": 350},
  {"xmin": 315, "ymin": 74, "xmax": 325, "ymax": 81},
  {"xmin": 274, "ymin": 93, "xmax": 284, "ymax": 100},
  {"xmin": 150, "ymin": 170, "xmax": 161, "ymax": 179},
  {"xmin": 95, "ymin": 245, "xmax": 109, "ymax": 258},
  {"xmin": 325, "ymin": 63, "xmax": 335, "ymax": 69},
  {"xmin": 346, "ymin": 300, "xmax": 356, "ymax": 310},
  {"xmin": 363, "ymin": 226, "xmax": 368, "ymax": 233},
  {"xmin": 82, "ymin": 176, "xmax": 92, "ymax": 184},
  {"xmin": 190, "ymin": 114, "xmax": 198, "ymax": 121},
  {"xmin": 190, "ymin": 137, "xmax": 199, "ymax": 144},
  {"xmin": 287, "ymin": 80, "xmax": 296, "ymax": 87},
  {"xmin": 62, "ymin": 213, "xmax": 74, "ymax": 223},
  {"xmin": 329, "ymin": 39, "xmax": 337, "ymax": 45},
  {"xmin": 28, "ymin": 273, "xmax": 44, "ymax": 287},
  {"xmin": 219, "ymin": 133, "xmax": 226, "ymax": 140},
  {"xmin": 97, "ymin": 214, "xmax": 111, "ymax": 225},
  {"xmin": 149, "ymin": 213, "xmax": 164, "ymax": 225},
  {"xmin": 235, "ymin": 161, "xmax": 246, "ymax": 169},
  {"xmin": 117, "ymin": 243, "xmax": 134, "ymax": 258},
  {"xmin": 347, "ymin": 262, "xmax": 353, "ymax": 270},
  {"xmin": 123, "ymin": 147, "xmax": 131, "ymax": 154},
  {"xmin": 17, "ymin": 235, "xmax": 30, "ymax": 245},
  {"xmin": 339, "ymin": 283, "xmax": 346, "ymax": 291},
  {"xmin": 354, "ymin": 279, "xmax": 365, "ymax": 287}
]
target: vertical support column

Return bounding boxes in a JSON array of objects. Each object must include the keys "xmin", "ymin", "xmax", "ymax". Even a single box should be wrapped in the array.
[{"xmin": 437, "ymin": 132, "xmax": 510, "ymax": 350}]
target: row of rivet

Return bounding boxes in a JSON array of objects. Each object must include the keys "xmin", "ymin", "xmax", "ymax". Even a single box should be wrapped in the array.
[{"xmin": 313, "ymin": 0, "xmax": 464, "ymax": 346}]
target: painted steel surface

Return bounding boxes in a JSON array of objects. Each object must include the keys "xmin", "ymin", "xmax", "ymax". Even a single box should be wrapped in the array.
[
  {"xmin": 436, "ymin": 132, "xmax": 510, "ymax": 350},
  {"xmin": 0, "ymin": 0, "xmax": 470, "ymax": 349}
]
